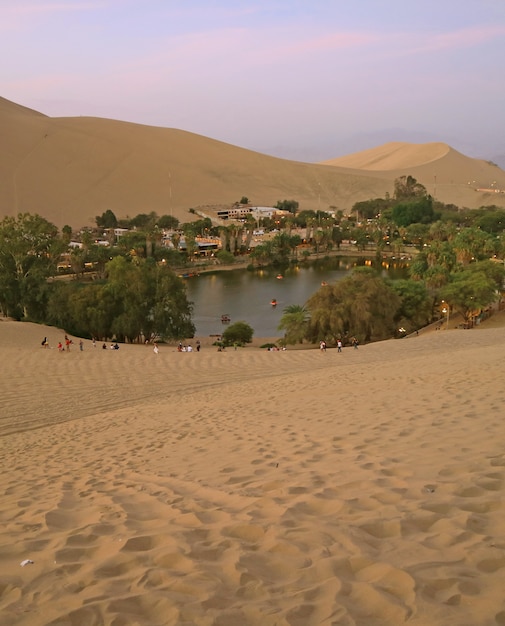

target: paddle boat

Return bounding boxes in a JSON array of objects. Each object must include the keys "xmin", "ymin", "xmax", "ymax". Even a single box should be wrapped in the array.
[
  {"xmin": 270, "ymin": 299, "xmax": 277, "ymax": 307},
  {"xmin": 221, "ymin": 314, "xmax": 231, "ymax": 323}
]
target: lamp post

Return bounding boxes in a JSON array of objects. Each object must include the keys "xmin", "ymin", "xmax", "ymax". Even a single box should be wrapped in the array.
[{"xmin": 441, "ymin": 305, "xmax": 450, "ymax": 330}]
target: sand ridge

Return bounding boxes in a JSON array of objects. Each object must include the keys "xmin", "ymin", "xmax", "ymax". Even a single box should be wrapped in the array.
[
  {"xmin": 320, "ymin": 142, "xmax": 452, "ymax": 171},
  {"xmin": 1, "ymin": 320, "xmax": 505, "ymax": 625}
]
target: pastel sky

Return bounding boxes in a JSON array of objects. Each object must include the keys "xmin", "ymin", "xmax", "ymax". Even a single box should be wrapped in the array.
[{"xmin": 2, "ymin": 0, "xmax": 505, "ymax": 161}]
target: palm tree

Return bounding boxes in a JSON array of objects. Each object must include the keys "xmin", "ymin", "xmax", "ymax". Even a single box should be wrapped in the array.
[{"xmin": 278, "ymin": 304, "xmax": 310, "ymax": 345}]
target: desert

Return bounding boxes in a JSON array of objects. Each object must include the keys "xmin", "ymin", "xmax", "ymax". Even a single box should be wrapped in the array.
[
  {"xmin": 1, "ymin": 97, "xmax": 505, "ymax": 229},
  {"xmin": 1, "ymin": 317, "xmax": 505, "ymax": 625}
]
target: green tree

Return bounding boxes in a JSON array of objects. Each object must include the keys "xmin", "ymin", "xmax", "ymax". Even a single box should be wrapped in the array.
[
  {"xmin": 440, "ymin": 268, "xmax": 500, "ymax": 324},
  {"xmin": 352, "ymin": 198, "xmax": 391, "ymax": 220},
  {"xmin": 157, "ymin": 214, "xmax": 180, "ymax": 229},
  {"xmin": 405, "ymin": 223, "xmax": 430, "ymax": 251},
  {"xmin": 128, "ymin": 211, "xmax": 158, "ymax": 229},
  {"xmin": 47, "ymin": 257, "xmax": 195, "ymax": 342},
  {"xmin": 275, "ymin": 199, "xmax": 299, "ymax": 214},
  {"xmin": 0, "ymin": 213, "xmax": 64, "ymax": 319},
  {"xmin": 451, "ymin": 227, "xmax": 496, "ymax": 264},
  {"xmin": 390, "ymin": 279, "xmax": 432, "ymax": 332},
  {"xmin": 69, "ymin": 247, "xmax": 86, "ymax": 278},
  {"xmin": 104, "ymin": 257, "xmax": 194, "ymax": 342},
  {"xmin": 62, "ymin": 224, "xmax": 73, "ymax": 244},
  {"xmin": 278, "ymin": 304, "xmax": 310, "ymax": 345},
  {"xmin": 391, "ymin": 196, "xmax": 438, "ymax": 227},
  {"xmin": 393, "ymin": 175, "xmax": 428, "ymax": 201},
  {"xmin": 215, "ymin": 250, "xmax": 235, "ymax": 264},
  {"xmin": 222, "ymin": 321, "xmax": 254, "ymax": 346},
  {"xmin": 96, "ymin": 209, "xmax": 118, "ymax": 229},
  {"xmin": 306, "ymin": 267, "xmax": 401, "ymax": 344},
  {"xmin": 249, "ymin": 240, "xmax": 276, "ymax": 266}
]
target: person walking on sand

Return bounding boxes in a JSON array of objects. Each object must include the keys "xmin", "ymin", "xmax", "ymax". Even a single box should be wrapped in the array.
[
  {"xmin": 337, "ymin": 339, "xmax": 342, "ymax": 352},
  {"xmin": 79, "ymin": 339, "xmax": 83, "ymax": 351},
  {"xmin": 196, "ymin": 340, "xmax": 201, "ymax": 352},
  {"xmin": 153, "ymin": 342, "xmax": 159, "ymax": 354},
  {"xmin": 351, "ymin": 337, "xmax": 359, "ymax": 349}
]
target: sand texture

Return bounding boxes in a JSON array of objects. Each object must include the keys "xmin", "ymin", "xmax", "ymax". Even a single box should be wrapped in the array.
[
  {"xmin": 1, "ymin": 320, "xmax": 505, "ymax": 625},
  {"xmin": 2, "ymin": 96, "xmax": 505, "ymax": 228}
]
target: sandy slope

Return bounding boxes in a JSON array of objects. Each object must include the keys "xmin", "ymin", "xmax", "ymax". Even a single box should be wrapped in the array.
[
  {"xmin": 2, "ymin": 97, "xmax": 505, "ymax": 228},
  {"xmin": 320, "ymin": 142, "xmax": 452, "ymax": 170},
  {"xmin": 322, "ymin": 142, "xmax": 505, "ymax": 209},
  {"xmin": 1, "ymin": 319, "xmax": 505, "ymax": 625}
]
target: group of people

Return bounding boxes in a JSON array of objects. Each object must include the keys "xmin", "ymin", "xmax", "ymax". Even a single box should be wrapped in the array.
[
  {"xmin": 44, "ymin": 335, "xmax": 121, "ymax": 352},
  {"xmin": 176, "ymin": 340, "xmax": 200, "ymax": 353},
  {"xmin": 320, "ymin": 337, "xmax": 359, "ymax": 352}
]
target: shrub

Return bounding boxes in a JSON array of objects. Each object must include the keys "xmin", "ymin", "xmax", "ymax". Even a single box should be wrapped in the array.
[{"xmin": 222, "ymin": 321, "xmax": 254, "ymax": 346}]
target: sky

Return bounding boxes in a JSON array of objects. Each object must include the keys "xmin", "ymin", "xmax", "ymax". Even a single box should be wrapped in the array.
[{"xmin": 2, "ymin": 0, "xmax": 505, "ymax": 162}]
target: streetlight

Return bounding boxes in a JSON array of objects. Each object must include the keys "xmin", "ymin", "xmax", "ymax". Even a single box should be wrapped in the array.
[{"xmin": 441, "ymin": 301, "xmax": 450, "ymax": 330}]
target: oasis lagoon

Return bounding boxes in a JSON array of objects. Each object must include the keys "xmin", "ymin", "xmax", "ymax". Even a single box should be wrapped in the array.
[{"xmin": 184, "ymin": 256, "xmax": 409, "ymax": 338}]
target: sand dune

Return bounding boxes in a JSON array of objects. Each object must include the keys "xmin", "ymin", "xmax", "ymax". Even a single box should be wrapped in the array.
[
  {"xmin": 321, "ymin": 142, "xmax": 452, "ymax": 170},
  {"xmin": 1, "ymin": 96, "xmax": 505, "ymax": 229},
  {"xmin": 0, "ymin": 97, "xmax": 390, "ymax": 228},
  {"xmin": 2, "ymin": 318, "xmax": 505, "ymax": 625},
  {"xmin": 323, "ymin": 142, "xmax": 505, "ymax": 208}
]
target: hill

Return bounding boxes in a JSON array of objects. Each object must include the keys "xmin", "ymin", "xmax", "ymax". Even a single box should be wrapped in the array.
[
  {"xmin": 322, "ymin": 141, "xmax": 505, "ymax": 208},
  {"xmin": 1, "ymin": 98, "xmax": 505, "ymax": 228}
]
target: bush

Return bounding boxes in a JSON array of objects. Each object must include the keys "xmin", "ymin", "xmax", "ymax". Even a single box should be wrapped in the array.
[
  {"xmin": 222, "ymin": 321, "xmax": 254, "ymax": 346},
  {"xmin": 216, "ymin": 250, "xmax": 235, "ymax": 264}
]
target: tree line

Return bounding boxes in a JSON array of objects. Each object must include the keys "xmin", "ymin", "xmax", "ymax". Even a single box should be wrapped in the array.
[
  {"xmin": 2, "ymin": 174, "xmax": 505, "ymax": 345},
  {"xmin": 276, "ymin": 175, "xmax": 505, "ymax": 345},
  {"xmin": 0, "ymin": 213, "xmax": 194, "ymax": 342}
]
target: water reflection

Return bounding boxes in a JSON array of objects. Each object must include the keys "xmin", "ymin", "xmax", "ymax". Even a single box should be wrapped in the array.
[{"xmin": 185, "ymin": 257, "xmax": 409, "ymax": 337}]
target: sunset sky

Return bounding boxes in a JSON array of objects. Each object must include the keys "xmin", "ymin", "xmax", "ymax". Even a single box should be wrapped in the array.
[{"xmin": 2, "ymin": 0, "xmax": 504, "ymax": 161}]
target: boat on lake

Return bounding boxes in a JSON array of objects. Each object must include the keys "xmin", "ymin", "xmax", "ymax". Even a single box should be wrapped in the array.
[{"xmin": 221, "ymin": 314, "xmax": 231, "ymax": 323}]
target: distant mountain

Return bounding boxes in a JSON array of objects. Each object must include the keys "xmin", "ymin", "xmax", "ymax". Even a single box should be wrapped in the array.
[{"xmin": 1, "ymin": 97, "xmax": 504, "ymax": 228}]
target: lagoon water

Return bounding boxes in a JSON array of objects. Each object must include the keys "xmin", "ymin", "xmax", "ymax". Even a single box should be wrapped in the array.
[{"xmin": 185, "ymin": 257, "xmax": 408, "ymax": 338}]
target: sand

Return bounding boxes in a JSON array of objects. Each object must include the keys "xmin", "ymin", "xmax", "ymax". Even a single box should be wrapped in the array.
[
  {"xmin": 2, "ymin": 95, "xmax": 505, "ymax": 229},
  {"xmin": 1, "ymin": 319, "xmax": 505, "ymax": 625}
]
